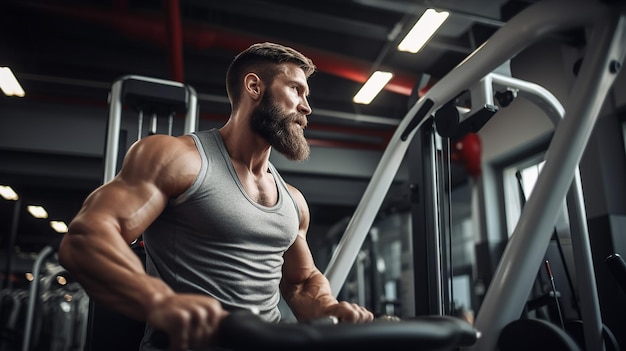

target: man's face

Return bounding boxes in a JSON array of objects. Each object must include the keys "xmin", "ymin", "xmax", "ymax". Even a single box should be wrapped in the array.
[{"xmin": 250, "ymin": 75, "xmax": 310, "ymax": 161}]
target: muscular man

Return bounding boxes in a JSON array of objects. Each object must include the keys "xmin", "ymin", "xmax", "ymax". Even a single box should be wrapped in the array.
[{"xmin": 58, "ymin": 42, "xmax": 373, "ymax": 351}]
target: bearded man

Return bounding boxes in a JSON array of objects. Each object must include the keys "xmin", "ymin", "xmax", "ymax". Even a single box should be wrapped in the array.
[{"xmin": 59, "ymin": 42, "xmax": 373, "ymax": 351}]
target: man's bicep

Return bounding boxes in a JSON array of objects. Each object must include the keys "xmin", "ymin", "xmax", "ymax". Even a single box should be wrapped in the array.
[
  {"xmin": 86, "ymin": 135, "xmax": 189, "ymax": 242},
  {"xmin": 282, "ymin": 235, "xmax": 318, "ymax": 286},
  {"xmin": 73, "ymin": 178, "xmax": 168, "ymax": 243},
  {"xmin": 285, "ymin": 184, "xmax": 310, "ymax": 231}
]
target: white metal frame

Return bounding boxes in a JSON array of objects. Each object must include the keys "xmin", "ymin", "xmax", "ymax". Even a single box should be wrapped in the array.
[
  {"xmin": 104, "ymin": 75, "xmax": 198, "ymax": 183},
  {"xmin": 324, "ymin": 1, "xmax": 626, "ymax": 350}
]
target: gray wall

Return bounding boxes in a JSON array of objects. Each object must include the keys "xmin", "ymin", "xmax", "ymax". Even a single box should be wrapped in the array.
[{"xmin": 0, "ymin": 97, "xmax": 408, "ymax": 207}]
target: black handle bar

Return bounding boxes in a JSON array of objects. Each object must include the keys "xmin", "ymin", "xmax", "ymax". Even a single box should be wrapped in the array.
[
  {"xmin": 606, "ymin": 253, "xmax": 626, "ymax": 294},
  {"xmin": 150, "ymin": 310, "xmax": 479, "ymax": 351}
]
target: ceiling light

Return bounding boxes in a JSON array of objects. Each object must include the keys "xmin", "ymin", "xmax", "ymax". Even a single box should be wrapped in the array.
[
  {"xmin": 398, "ymin": 9, "xmax": 450, "ymax": 54},
  {"xmin": 0, "ymin": 67, "xmax": 25, "ymax": 97},
  {"xmin": 0, "ymin": 185, "xmax": 19, "ymax": 200},
  {"xmin": 353, "ymin": 71, "xmax": 394, "ymax": 105},
  {"xmin": 27, "ymin": 205, "xmax": 48, "ymax": 219},
  {"xmin": 51, "ymin": 221, "xmax": 69, "ymax": 234}
]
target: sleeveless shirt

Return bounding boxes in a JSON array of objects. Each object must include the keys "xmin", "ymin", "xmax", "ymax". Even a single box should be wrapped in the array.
[{"xmin": 140, "ymin": 128, "xmax": 300, "ymax": 349}]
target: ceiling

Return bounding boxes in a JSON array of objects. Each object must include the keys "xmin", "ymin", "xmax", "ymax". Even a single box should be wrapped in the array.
[{"xmin": 0, "ymin": 0, "xmax": 537, "ymax": 256}]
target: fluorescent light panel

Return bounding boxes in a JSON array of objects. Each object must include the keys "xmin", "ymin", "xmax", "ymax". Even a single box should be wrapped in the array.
[
  {"xmin": 27, "ymin": 205, "xmax": 48, "ymax": 219},
  {"xmin": 50, "ymin": 221, "xmax": 69, "ymax": 234},
  {"xmin": 353, "ymin": 71, "xmax": 393, "ymax": 105},
  {"xmin": 0, "ymin": 67, "xmax": 25, "ymax": 97},
  {"xmin": 398, "ymin": 9, "xmax": 449, "ymax": 54},
  {"xmin": 0, "ymin": 185, "xmax": 19, "ymax": 200}
]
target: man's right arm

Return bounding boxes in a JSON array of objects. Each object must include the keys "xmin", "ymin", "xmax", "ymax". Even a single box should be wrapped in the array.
[
  {"xmin": 58, "ymin": 177, "xmax": 174, "ymax": 319},
  {"xmin": 58, "ymin": 134, "xmax": 227, "ymax": 350}
]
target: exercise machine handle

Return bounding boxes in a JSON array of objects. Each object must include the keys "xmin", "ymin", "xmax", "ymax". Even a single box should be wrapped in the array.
[
  {"xmin": 151, "ymin": 310, "xmax": 479, "ymax": 351},
  {"xmin": 606, "ymin": 253, "xmax": 626, "ymax": 294}
]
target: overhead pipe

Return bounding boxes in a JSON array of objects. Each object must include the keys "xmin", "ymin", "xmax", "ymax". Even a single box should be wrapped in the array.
[
  {"xmin": 111, "ymin": 0, "xmax": 129, "ymax": 12},
  {"xmin": 18, "ymin": 1, "xmax": 420, "ymax": 96},
  {"xmin": 16, "ymin": 1, "xmax": 406, "ymax": 150},
  {"xmin": 164, "ymin": 0, "xmax": 184, "ymax": 83},
  {"xmin": 179, "ymin": 23, "xmax": 418, "ymax": 95}
]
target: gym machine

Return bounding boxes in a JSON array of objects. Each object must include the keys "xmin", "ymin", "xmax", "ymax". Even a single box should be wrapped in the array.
[
  {"xmin": 133, "ymin": 1, "xmax": 626, "ymax": 350},
  {"xmin": 148, "ymin": 1, "xmax": 625, "ymax": 350},
  {"xmin": 323, "ymin": 1, "xmax": 626, "ymax": 351},
  {"xmin": 90, "ymin": 75, "xmax": 199, "ymax": 351},
  {"xmin": 20, "ymin": 239, "xmax": 90, "ymax": 351},
  {"xmin": 17, "ymin": 75, "xmax": 200, "ymax": 351},
  {"xmin": 36, "ymin": 1, "xmax": 625, "ymax": 349},
  {"xmin": 103, "ymin": 75, "xmax": 199, "ymax": 183},
  {"xmin": 78, "ymin": 75, "xmax": 479, "ymax": 351}
]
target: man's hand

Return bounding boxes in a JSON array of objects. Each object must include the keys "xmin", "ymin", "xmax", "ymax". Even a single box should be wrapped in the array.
[
  {"xmin": 147, "ymin": 294, "xmax": 228, "ymax": 351},
  {"xmin": 322, "ymin": 301, "xmax": 374, "ymax": 323}
]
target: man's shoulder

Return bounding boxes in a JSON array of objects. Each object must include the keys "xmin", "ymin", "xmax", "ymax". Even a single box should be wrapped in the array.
[
  {"xmin": 129, "ymin": 134, "xmax": 202, "ymax": 191},
  {"xmin": 123, "ymin": 134, "xmax": 200, "ymax": 170}
]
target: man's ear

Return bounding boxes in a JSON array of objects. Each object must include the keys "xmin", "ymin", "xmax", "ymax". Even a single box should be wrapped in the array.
[{"xmin": 244, "ymin": 73, "xmax": 263, "ymax": 100}]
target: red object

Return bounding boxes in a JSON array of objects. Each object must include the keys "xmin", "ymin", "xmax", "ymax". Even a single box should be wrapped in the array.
[{"xmin": 451, "ymin": 133, "xmax": 482, "ymax": 178}]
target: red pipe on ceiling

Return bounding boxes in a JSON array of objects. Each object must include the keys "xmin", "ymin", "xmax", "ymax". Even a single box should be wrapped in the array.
[
  {"xmin": 23, "ymin": 2, "xmax": 419, "ymax": 96},
  {"xmin": 164, "ymin": 0, "xmax": 184, "ymax": 83}
]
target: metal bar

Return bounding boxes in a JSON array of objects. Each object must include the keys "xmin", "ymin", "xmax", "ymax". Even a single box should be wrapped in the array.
[
  {"xmin": 137, "ymin": 110, "xmax": 144, "ymax": 141},
  {"xmin": 103, "ymin": 80, "xmax": 123, "ymax": 183},
  {"xmin": 324, "ymin": 0, "xmax": 607, "ymax": 300},
  {"xmin": 489, "ymin": 73, "xmax": 564, "ymax": 125},
  {"xmin": 470, "ymin": 10, "xmax": 625, "ymax": 351},
  {"xmin": 432, "ymin": 135, "xmax": 446, "ymax": 315},
  {"xmin": 150, "ymin": 113, "xmax": 158, "ymax": 135},
  {"xmin": 490, "ymin": 72, "xmax": 605, "ymax": 351},
  {"xmin": 105, "ymin": 75, "xmax": 199, "ymax": 182},
  {"xmin": 567, "ymin": 169, "xmax": 604, "ymax": 351},
  {"xmin": 408, "ymin": 124, "xmax": 440, "ymax": 316},
  {"xmin": 184, "ymin": 85, "xmax": 198, "ymax": 134},
  {"xmin": 168, "ymin": 113, "xmax": 174, "ymax": 136},
  {"xmin": 22, "ymin": 245, "xmax": 55, "ymax": 351}
]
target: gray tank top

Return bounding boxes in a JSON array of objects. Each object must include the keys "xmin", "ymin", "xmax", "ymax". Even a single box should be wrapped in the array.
[{"xmin": 142, "ymin": 128, "xmax": 299, "ymax": 324}]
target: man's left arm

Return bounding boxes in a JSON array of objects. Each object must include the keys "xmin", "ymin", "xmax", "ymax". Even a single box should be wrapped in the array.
[{"xmin": 280, "ymin": 185, "xmax": 374, "ymax": 323}]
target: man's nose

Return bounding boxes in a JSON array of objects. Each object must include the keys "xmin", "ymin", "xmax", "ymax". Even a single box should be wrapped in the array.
[{"xmin": 299, "ymin": 98, "xmax": 312, "ymax": 116}]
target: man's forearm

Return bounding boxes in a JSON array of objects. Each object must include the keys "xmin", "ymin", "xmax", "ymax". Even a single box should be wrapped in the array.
[
  {"xmin": 281, "ymin": 271, "xmax": 338, "ymax": 321},
  {"xmin": 59, "ymin": 229, "xmax": 173, "ymax": 321}
]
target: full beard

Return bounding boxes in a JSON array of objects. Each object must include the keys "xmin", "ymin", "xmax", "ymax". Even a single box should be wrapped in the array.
[{"xmin": 250, "ymin": 93, "xmax": 310, "ymax": 161}]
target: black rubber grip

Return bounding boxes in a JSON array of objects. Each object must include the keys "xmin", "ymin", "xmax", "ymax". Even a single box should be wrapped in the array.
[
  {"xmin": 401, "ymin": 98, "xmax": 434, "ymax": 141},
  {"xmin": 606, "ymin": 253, "xmax": 626, "ymax": 294},
  {"xmin": 150, "ymin": 310, "xmax": 479, "ymax": 351}
]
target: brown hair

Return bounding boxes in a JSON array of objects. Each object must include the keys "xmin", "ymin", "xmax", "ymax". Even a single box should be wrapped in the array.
[{"xmin": 225, "ymin": 42, "xmax": 316, "ymax": 109}]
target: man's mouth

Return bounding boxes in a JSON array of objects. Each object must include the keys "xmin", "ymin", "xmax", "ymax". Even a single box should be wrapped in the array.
[{"xmin": 294, "ymin": 117, "xmax": 307, "ymax": 129}]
